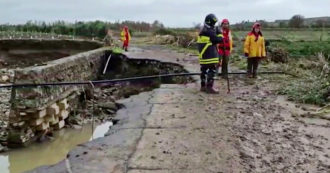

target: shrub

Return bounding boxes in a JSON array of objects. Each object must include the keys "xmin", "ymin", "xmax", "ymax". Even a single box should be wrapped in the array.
[{"xmin": 153, "ymin": 28, "xmax": 176, "ymax": 36}]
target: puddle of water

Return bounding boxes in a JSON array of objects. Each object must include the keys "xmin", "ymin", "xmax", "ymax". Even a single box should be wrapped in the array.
[{"xmin": 0, "ymin": 121, "xmax": 112, "ymax": 173}]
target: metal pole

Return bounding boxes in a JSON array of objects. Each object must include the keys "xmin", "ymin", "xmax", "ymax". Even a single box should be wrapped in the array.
[{"xmin": 102, "ymin": 54, "xmax": 112, "ymax": 75}]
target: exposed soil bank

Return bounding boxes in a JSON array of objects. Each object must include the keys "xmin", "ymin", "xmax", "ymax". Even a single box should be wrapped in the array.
[{"xmin": 0, "ymin": 39, "xmax": 102, "ymax": 68}]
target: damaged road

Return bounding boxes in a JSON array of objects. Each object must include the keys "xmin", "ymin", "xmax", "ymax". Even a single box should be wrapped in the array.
[{"xmin": 30, "ymin": 45, "xmax": 330, "ymax": 173}]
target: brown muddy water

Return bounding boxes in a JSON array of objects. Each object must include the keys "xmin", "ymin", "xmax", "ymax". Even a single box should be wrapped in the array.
[{"xmin": 0, "ymin": 121, "xmax": 112, "ymax": 173}]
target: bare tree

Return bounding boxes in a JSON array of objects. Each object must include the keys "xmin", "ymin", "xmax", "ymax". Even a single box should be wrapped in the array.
[
  {"xmin": 289, "ymin": 15, "xmax": 305, "ymax": 28},
  {"xmin": 316, "ymin": 19, "xmax": 326, "ymax": 28}
]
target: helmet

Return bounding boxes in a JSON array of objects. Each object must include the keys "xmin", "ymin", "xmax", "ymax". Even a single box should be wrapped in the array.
[
  {"xmin": 253, "ymin": 22, "xmax": 261, "ymax": 29},
  {"xmin": 205, "ymin": 14, "xmax": 218, "ymax": 27},
  {"xmin": 221, "ymin": 19, "xmax": 229, "ymax": 25}
]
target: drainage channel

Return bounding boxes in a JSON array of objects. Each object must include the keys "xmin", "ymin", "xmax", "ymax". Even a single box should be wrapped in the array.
[{"xmin": 0, "ymin": 53, "xmax": 193, "ymax": 173}]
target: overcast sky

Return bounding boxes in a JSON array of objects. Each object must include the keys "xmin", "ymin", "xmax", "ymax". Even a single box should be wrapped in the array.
[{"xmin": 0, "ymin": 0, "xmax": 329, "ymax": 27}]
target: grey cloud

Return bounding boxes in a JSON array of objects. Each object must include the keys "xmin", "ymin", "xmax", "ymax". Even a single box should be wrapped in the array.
[{"xmin": 0, "ymin": 0, "xmax": 329, "ymax": 27}]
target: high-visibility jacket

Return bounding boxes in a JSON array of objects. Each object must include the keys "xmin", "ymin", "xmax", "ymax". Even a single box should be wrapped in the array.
[
  {"xmin": 121, "ymin": 29, "xmax": 131, "ymax": 42},
  {"xmin": 244, "ymin": 32, "xmax": 266, "ymax": 58},
  {"xmin": 197, "ymin": 26, "xmax": 223, "ymax": 64},
  {"xmin": 218, "ymin": 29, "xmax": 233, "ymax": 56}
]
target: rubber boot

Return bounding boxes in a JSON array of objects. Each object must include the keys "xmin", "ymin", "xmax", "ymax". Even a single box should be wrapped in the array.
[
  {"xmin": 207, "ymin": 86, "xmax": 219, "ymax": 94},
  {"xmin": 200, "ymin": 82, "xmax": 207, "ymax": 92},
  {"xmin": 200, "ymin": 87, "xmax": 207, "ymax": 92},
  {"xmin": 206, "ymin": 82, "xmax": 219, "ymax": 94}
]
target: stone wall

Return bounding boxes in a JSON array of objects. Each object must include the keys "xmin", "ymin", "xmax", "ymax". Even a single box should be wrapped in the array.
[{"xmin": 8, "ymin": 47, "xmax": 111, "ymax": 146}]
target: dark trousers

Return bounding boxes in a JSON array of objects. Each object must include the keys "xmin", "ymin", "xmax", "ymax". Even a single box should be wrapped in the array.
[
  {"xmin": 247, "ymin": 58, "xmax": 260, "ymax": 77},
  {"xmin": 200, "ymin": 64, "xmax": 216, "ymax": 88},
  {"xmin": 221, "ymin": 55, "xmax": 229, "ymax": 78}
]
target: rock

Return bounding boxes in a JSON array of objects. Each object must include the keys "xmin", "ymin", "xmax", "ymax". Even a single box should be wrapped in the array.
[
  {"xmin": 97, "ymin": 102, "xmax": 118, "ymax": 111},
  {"xmin": 58, "ymin": 99, "xmax": 69, "ymax": 110},
  {"xmin": 104, "ymin": 109, "xmax": 115, "ymax": 114},
  {"xmin": 69, "ymin": 116, "xmax": 83, "ymax": 125},
  {"xmin": 253, "ymin": 112, "xmax": 263, "ymax": 117},
  {"xmin": 47, "ymin": 104, "xmax": 60, "ymax": 115},
  {"xmin": 0, "ymin": 144, "xmax": 8, "ymax": 153},
  {"xmin": 53, "ymin": 120, "xmax": 65, "ymax": 130},
  {"xmin": 0, "ymin": 75, "xmax": 9, "ymax": 82},
  {"xmin": 59, "ymin": 110, "xmax": 69, "ymax": 120},
  {"xmin": 73, "ymin": 125, "xmax": 82, "ymax": 129},
  {"xmin": 239, "ymin": 147, "xmax": 256, "ymax": 159}
]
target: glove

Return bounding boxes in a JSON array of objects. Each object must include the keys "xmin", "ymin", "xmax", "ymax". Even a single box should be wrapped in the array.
[{"xmin": 244, "ymin": 53, "xmax": 249, "ymax": 57}]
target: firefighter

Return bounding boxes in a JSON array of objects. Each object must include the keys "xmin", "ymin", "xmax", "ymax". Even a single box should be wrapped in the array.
[
  {"xmin": 217, "ymin": 19, "xmax": 233, "ymax": 79},
  {"xmin": 121, "ymin": 26, "xmax": 131, "ymax": 51},
  {"xmin": 197, "ymin": 14, "xmax": 223, "ymax": 94},
  {"xmin": 244, "ymin": 22, "xmax": 266, "ymax": 78}
]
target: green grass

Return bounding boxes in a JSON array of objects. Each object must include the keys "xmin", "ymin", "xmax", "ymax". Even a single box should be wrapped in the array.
[
  {"xmin": 278, "ymin": 77, "xmax": 330, "ymax": 106},
  {"xmin": 270, "ymin": 41, "xmax": 330, "ymax": 58}
]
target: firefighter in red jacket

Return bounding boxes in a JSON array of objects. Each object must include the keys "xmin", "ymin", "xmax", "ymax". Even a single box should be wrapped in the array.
[
  {"xmin": 121, "ymin": 26, "xmax": 131, "ymax": 51},
  {"xmin": 217, "ymin": 19, "xmax": 233, "ymax": 78}
]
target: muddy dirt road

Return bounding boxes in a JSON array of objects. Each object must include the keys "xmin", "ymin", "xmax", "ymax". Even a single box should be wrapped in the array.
[{"xmin": 30, "ymin": 45, "xmax": 330, "ymax": 173}]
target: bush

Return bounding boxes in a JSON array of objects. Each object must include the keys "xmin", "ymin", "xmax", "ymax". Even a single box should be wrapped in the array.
[
  {"xmin": 153, "ymin": 28, "xmax": 176, "ymax": 36},
  {"xmin": 268, "ymin": 47, "xmax": 289, "ymax": 63},
  {"xmin": 176, "ymin": 32, "xmax": 195, "ymax": 48}
]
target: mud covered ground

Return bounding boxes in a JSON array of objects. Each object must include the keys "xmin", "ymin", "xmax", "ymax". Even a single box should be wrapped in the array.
[
  {"xmin": 29, "ymin": 44, "xmax": 330, "ymax": 172},
  {"xmin": 221, "ymin": 76, "xmax": 330, "ymax": 172}
]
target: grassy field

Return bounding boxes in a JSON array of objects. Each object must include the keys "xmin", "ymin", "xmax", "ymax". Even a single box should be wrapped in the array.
[{"xmin": 232, "ymin": 29, "xmax": 330, "ymax": 42}]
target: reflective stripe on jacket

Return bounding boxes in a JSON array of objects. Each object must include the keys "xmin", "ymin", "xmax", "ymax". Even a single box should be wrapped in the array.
[
  {"xmin": 197, "ymin": 26, "xmax": 223, "ymax": 64},
  {"xmin": 244, "ymin": 33, "xmax": 266, "ymax": 58}
]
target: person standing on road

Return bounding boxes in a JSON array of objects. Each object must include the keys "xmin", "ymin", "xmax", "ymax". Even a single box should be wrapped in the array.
[
  {"xmin": 121, "ymin": 26, "xmax": 131, "ymax": 51},
  {"xmin": 244, "ymin": 22, "xmax": 266, "ymax": 78},
  {"xmin": 197, "ymin": 14, "xmax": 223, "ymax": 94},
  {"xmin": 217, "ymin": 19, "xmax": 233, "ymax": 79}
]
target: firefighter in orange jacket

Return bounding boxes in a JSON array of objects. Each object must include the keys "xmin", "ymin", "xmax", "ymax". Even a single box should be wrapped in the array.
[
  {"xmin": 217, "ymin": 19, "xmax": 233, "ymax": 78},
  {"xmin": 244, "ymin": 22, "xmax": 266, "ymax": 78},
  {"xmin": 121, "ymin": 26, "xmax": 131, "ymax": 51}
]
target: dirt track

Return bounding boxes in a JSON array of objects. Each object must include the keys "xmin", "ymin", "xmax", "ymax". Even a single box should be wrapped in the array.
[{"xmin": 30, "ymin": 45, "xmax": 330, "ymax": 173}]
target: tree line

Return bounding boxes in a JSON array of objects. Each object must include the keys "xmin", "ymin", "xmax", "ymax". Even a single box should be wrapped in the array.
[
  {"xmin": 192, "ymin": 15, "xmax": 330, "ymax": 30},
  {"xmin": 0, "ymin": 20, "xmax": 165, "ymax": 38},
  {"xmin": 231, "ymin": 15, "xmax": 330, "ymax": 30}
]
